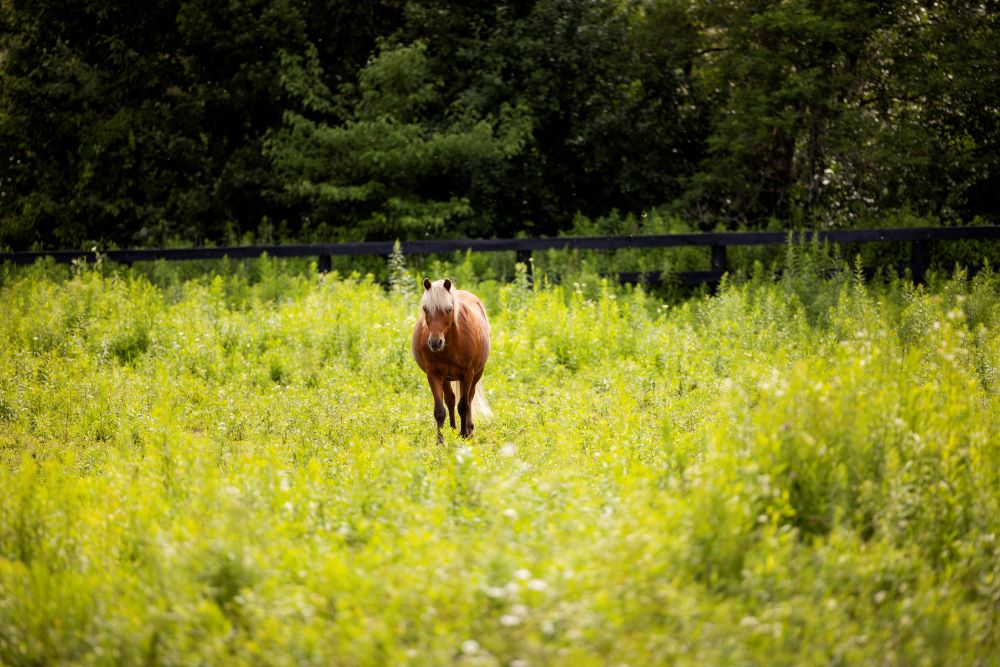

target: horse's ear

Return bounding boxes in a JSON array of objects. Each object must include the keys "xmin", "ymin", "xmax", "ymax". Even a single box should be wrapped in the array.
[
  {"xmin": 423, "ymin": 278, "xmax": 432, "ymax": 291},
  {"xmin": 443, "ymin": 279, "xmax": 452, "ymax": 291}
]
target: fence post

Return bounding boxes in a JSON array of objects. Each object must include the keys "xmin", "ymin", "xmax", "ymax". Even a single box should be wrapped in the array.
[
  {"xmin": 317, "ymin": 255, "xmax": 332, "ymax": 273},
  {"xmin": 516, "ymin": 249, "xmax": 533, "ymax": 282},
  {"xmin": 710, "ymin": 244, "xmax": 727, "ymax": 274},
  {"xmin": 911, "ymin": 240, "xmax": 929, "ymax": 284}
]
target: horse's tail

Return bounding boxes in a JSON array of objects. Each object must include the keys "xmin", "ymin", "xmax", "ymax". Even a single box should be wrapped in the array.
[
  {"xmin": 473, "ymin": 384, "xmax": 493, "ymax": 421},
  {"xmin": 451, "ymin": 381, "xmax": 493, "ymax": 421}
]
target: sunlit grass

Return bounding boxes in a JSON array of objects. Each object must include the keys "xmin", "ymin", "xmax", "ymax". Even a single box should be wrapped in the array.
[{"xmin": 1, "ymin": 255, "xmax": 998, "ymax": 665}]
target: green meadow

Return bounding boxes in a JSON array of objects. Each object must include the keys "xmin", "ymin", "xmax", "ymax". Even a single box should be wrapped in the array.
[{"xmin": 1, "ymin": 253, "xmax": 998, "ymax": 666}]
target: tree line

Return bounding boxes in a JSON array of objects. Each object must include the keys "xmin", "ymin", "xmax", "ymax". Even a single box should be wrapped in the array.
[{"xmin": 2, "ymin": 0, "xmax": 998, "ymax": 250}]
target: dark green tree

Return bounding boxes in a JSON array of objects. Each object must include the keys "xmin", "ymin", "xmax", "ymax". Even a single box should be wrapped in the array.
[
  {"xmin": 266, "ymin": 41, "xmax": 532, "ymax": 240},
  {"xmin": 683, "ymin": 0, "xmax": 1000, "ymax": 228},
  {"xmin": 682, "ymin": 1, "xmax": 900, "ymax": 227},
  {"xmin": 267, "ymin": 0, "xmax": 707, "ymax": 238},
  {"xmin": 0, "ymin": 0, "xmax": 403, "ymax": 249},
  {"xmin": 397, "ymin": 0, "xmax": 707, "ymax": 235},
  {"xmin": 861, "ymin": 1, "xmax": 1000, "ymax": 223},
  {"xmin": 1, "ymin": 0, "xmax": 193, "ymax": 247},
  {"xmin": 3, "ymin": 0, "xmax": 998, "ymax": 249}
]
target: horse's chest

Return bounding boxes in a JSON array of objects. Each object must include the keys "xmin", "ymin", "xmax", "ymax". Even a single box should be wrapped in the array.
[
  {"xmin": 425, "ymin": 357, "xmax": 468, "ymax": 381},
  {"xmin": 417, "ymin": 345, "xmax": 481, "ymax": 379}
]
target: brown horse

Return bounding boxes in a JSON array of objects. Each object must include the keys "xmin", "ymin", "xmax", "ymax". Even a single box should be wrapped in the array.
[{"xmin": 412, "ymin": 278, "xmax": 491, "ymax": 441}]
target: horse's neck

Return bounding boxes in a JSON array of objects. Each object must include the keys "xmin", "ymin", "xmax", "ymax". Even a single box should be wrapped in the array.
[
  {"xmin": 450, "ymin": 293, "xmax": 465, "ymax": 329},
  {"xmin": 452, "ymin": 292, "xmax": 486, "ymax": 339}
]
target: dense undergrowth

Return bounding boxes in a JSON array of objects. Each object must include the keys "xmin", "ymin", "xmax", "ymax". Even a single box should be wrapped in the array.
[{"xmin": 1, "ymin": 250, "xmax": 999, "ymax": 665}]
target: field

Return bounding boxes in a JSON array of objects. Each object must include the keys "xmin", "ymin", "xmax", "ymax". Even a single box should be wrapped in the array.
[{"xmin": 1, "ymin": 253, "xmax": 999, "ymax": 666}]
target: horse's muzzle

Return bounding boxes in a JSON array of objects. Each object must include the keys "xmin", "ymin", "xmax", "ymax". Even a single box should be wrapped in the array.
[{"xmin": 428, "ymin": 338, "xmax": 445, "ymax": 352}]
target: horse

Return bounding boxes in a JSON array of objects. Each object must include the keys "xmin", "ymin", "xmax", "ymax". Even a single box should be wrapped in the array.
[{"xmin": 412, "ymin": 278, "xmax": 491, "ymax": 442}]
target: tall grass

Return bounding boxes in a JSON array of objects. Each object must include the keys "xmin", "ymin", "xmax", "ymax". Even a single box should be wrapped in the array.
[{"xmin": 1, "ymin": 253, "xmax": 998, "ymax": 665}]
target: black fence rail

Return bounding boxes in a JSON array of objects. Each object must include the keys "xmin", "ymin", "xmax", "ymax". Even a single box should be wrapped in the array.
[{"xmin": 4, "ymin": 226, "xmax": 1000, "ymax": 286}]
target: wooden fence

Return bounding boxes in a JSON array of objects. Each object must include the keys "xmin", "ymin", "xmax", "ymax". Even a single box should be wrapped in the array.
[{"xmin": 4, "ymin": 226, "xmax": 1000, "ymax": 286}]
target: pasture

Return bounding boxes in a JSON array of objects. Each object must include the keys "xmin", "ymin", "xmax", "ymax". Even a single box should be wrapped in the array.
[{"xmin": 1, "ymin": 254, "xmax": 998, "ymax": 665}]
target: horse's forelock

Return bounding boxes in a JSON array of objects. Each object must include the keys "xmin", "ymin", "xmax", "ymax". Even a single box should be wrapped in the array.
[{"xmin": 420, "ymin": 280, "xmax": 456, "ymax": 316}]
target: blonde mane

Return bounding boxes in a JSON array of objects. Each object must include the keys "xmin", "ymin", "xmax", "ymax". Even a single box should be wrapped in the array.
[{"xmin": 420, "ymin": 280, "xmax": 459, "ymax": 319}]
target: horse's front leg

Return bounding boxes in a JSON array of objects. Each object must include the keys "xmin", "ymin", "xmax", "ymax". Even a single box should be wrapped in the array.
[
  {"xmin": 458, "ymin": 371, "xmax": 480, "ymax": 438},
  {"xmin": 443, "ymin": 381, "xmax": 457, "ymax": 429},
  {"xmin": 426, "ymin": 373, "xmax": 447, "ymax": 443}
]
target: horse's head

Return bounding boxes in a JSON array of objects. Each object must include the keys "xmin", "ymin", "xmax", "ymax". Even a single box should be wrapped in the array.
[{"xmin": 420, "ymin": 278, "xmax": 456, "ymax": 352}]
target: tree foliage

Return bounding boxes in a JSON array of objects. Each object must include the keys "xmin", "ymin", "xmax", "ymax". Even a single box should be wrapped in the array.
[
  {"xmin": 266, "ymin": 42, "xmax": 532, "ymax": 240},
  {"xmin": 0, "ymin": 0, "xmax": 400, "ymax": 248},
  {"xmin": 1, "ymin": 0, "xmax": 998, "ymax": 248}
]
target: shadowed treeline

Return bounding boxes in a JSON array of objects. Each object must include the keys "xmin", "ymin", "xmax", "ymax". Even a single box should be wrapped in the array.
[{"xmin": 2, "ymin": 1, "xmax": 998, "ymax": 249}]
